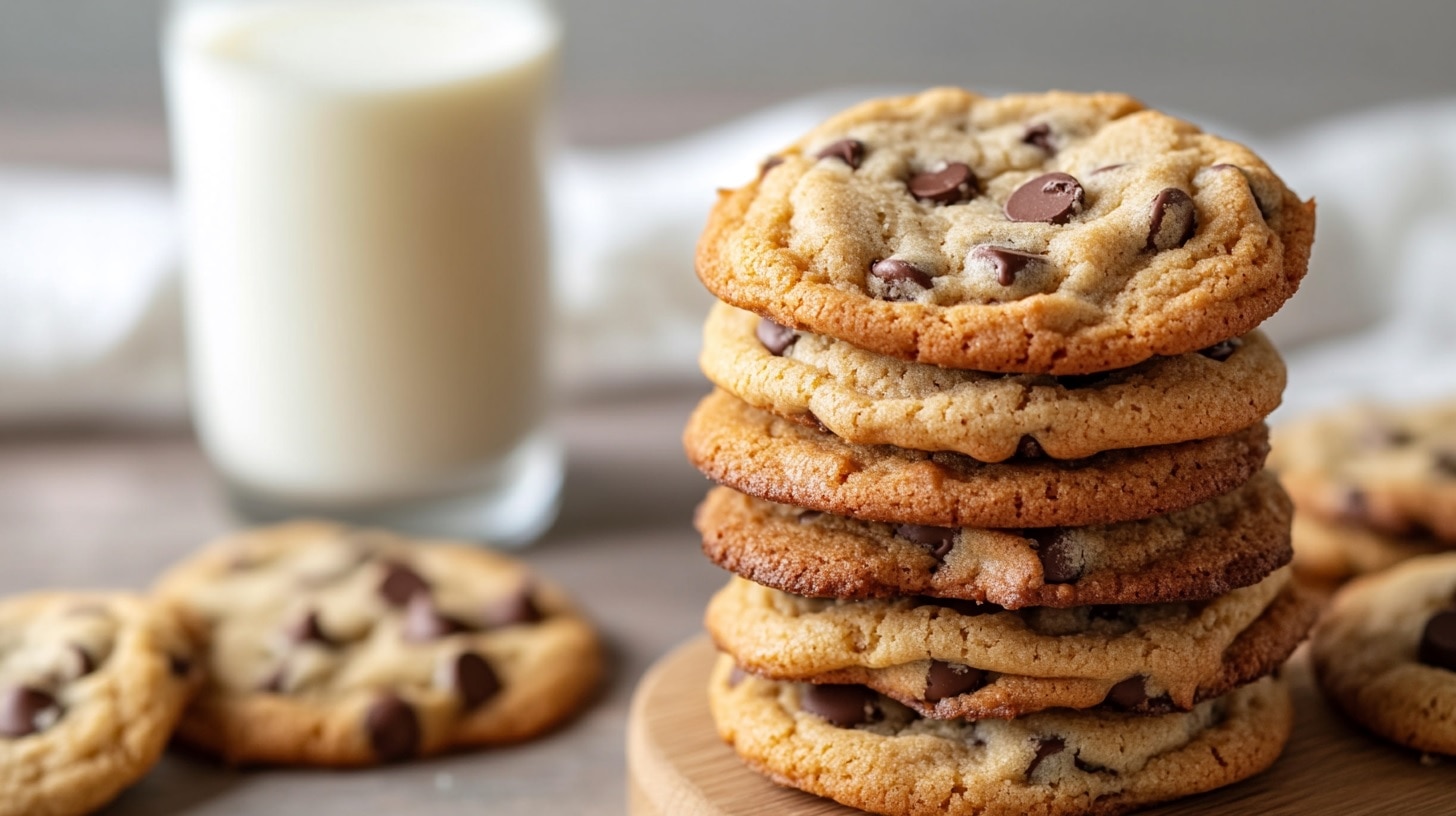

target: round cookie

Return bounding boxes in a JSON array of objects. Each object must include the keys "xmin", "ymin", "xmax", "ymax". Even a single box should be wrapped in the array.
[
  {"xmin": 1311, "ymin": 552, "xmax": 1456, "ymax": 755},
  {"xmin": 706, "ymin": 569, "xmax": 1314, "ymax": 720},
  {"xmin": 696, "ymin": 88, "xmax": 1315, "ymax": 375},
  {"xmin": 709, "ymin": 656, "xmax": 1292, "ymax": 816},
  {"xmin": 1271, "ymin": 400, "xmax": 1456, "ymax": 544},
  {"xmin": 152, "ymin": 521, "xmax": 603, "ymax": 766},
  {"xmin": 1290, "ymin": 512, "xmax": 1446, "ymax": 586},
  {"xmin": 684, "ymin": 389, "xmax": 1271, "ymax": 528},
  {"xmin": 702, "ymin": 302, "xmax": 1285, "ymax": 461},
  {"xmin": 696, "ymin": 470, "xmax": 1293, "ymax": 607},
  {"xmin": 0, "ymin": 592, "xmax": 201, "ymax": 816}
]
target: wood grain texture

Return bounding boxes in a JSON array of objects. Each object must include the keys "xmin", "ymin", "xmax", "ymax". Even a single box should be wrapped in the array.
[{"xmin": 628, "ymin": 635, "xmax": 1456, "ymax": 816}]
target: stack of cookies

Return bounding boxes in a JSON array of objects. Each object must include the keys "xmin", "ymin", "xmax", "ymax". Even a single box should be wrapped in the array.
[
  {"xmin": 682, "ymin": 88, "xmax": 1319, "ymax": 815},
  {"xmin": 1270, "ymin": 400, "xmax": 1456, "ymax": 584}
]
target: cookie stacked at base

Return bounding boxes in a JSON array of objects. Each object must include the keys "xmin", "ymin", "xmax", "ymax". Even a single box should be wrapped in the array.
[
  {"xmin": 1270, "ymin": 400, "xmax": 1456, "ymax": 585},
  {"xmin": 683, "ymin": 88, "xmax": 1318, "ymax": 815}
]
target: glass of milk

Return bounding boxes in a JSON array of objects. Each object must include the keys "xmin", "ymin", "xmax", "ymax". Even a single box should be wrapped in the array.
[{"xmin": 164, "ymin": 0, "xmax": 563, "ymax": 545}]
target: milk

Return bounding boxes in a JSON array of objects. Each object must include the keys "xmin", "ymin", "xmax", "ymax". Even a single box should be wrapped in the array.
[{"xmin": 165, "ymin": 0, "xmax": 562, "ymax": 541}]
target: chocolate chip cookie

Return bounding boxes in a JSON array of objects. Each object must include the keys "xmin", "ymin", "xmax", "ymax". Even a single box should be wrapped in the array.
[
  {"xmin": 684, "ymin": 390, "xmax": 1271, "ymax": 528},
  {"xmin": 0, "ymin": 592, "xmax": 201, "ymax": 816},
  {"xmin": 696, "ymin": 470, "xmax": 1292, "ymax": 607},
  {"xmin": 1311, "ymin": 552, "xmax": 1456, "ymax": 755},
  {"xmin": 706, "ymin": 568, "xmax": 1314, "ymax": 720},
  {"xmin": 702, "ymin": 303, "xmax": 1284, "ymax": 461},
  {"xmin": 697, "ymin": 88, "xmax": 1315, "ymax": 374},
  {"xmin": 152, "ymin": 521, "xmax": 602, "ymax": 766},
  {"xmin": 709, "ymin": 655, "xmax": 1292, "ymax": 816},
  {"xmin": 1271, "ymin": 400, "xmax": 1456, "ymax": 544},
  {"xmin": 1290, "ymin": 512, "xmax": 1446, "ymax": 586}
]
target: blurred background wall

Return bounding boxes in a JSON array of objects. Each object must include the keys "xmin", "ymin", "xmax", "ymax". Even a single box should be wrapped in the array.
[{"xmin": 2, "ymin": 0, "xmax": 1454, "ymax": 165}]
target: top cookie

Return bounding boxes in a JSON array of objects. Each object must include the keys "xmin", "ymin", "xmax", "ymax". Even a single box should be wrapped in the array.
[{"xmin": 697, "ymin": 88, "xmax": 1315, "ymax": 374}]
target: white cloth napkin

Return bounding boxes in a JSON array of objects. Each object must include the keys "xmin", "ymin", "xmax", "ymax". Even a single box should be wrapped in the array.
[{"xmin": 1, "ymin": 89, "xmax": 1454, "ymax": 424}]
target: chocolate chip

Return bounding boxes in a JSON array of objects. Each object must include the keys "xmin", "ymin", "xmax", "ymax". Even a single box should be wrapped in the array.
[
  {"xmin": 1339, "ymin": 487, "xmax": 1369, "ymax": 522},
  {"xmin": 404, "ymin": 595, "xmax": 467, "ymax": 642},
  {"xmin": 1434, "ymin": 451, "xmax": 1456, "ymax": 478},
  {"xmin": 258, "ymin": 666, "xmax": 287, "ymax": 693},
  {"xmin": 1005, "ymin": 173, "xmax": 1084, "ymax": 224},
  {"xmin": 1357, "ymin": 423, "xmax": 1413, "ymax": 449},
  {"xmin": 1074, "ymin": 754, "xmax": 1114, "ymax": 774},
  {"xmin": 1022, "ymin": 123, "xmax": 1054, "ymax": 153},
  {"xmin": 481, "ymin": 586, "xmax": 543, "ymax": 628},
  {"xmin": 365, "ymin": 693, "xmax": 421, "ymax": 762},
  {"xmin": 1103, "ymin": 676, "xmax": 1148, "ymax": 710},
  {"xmin": 1146, "ymin": 188, "xmax": 1197, "ymax": 251},
  {"xmin": 755, "ymin": 317, "xmax": 798, "ymax": 356},
  {"xmin": 727, "ymin": 665, "xmax": 748, "ymax": 688},
  {"xmin": 894, "ymin": 524, "xmax": 957, "ymax": 560},
  {"xmin": 970, "ymin": 245, "xmax": 1043, "ymax": 287},
  {"xmin": 1091, "ymin": 163, "xmax": 1126, "ymax": 175},
  {"xmin": 286, "ymin": 609, "xmax": 334, "ymax": 646},
  {"xmin": 448, "ymin": 652, "xmax": 502, "ymax": 711},
  {"xmin": 1420, "ymin": 611, "xmax": 1456, "ymax": 671},
  {"xmin": 870, "ymin": 259, "xmax": 932, "ymax": 290},
  {"xmin": 815, "ymin": 139, "xmax": 865, "ymax": 169},
  {"xmin": 169, "ymin": 654, "xmax": 193, "ymax": 677},
  {"xmin": 915, "ymin": 597, "xmax": 1003, "ymax": 617},
  {"xmin": 1027, "ymin": 529, "xmax": 1083, "ymax": 584},
  {"xmin": 758, "ymin": 155, "xmax": 784, "ymax": 179},
  {"xmin": 908, "ymin": 162, "xmax": 977, "ymax": 205},
  {"xmin": 800, "ymin": 684, "xmax": 876, "ymax": 727},
  {"xmin": 1026, "ymin": 736, "xmax": 1065, "ymax": 776},
  {"xmin": 924, "ymin": 660, "xmax": 986, "ymax": 702},
  {"xmin": 1017, "ymin": 436, "xmax": 1046, "ymax": 459},
  {"xmin": 378, "ymin": 561, "xmax": 430, "ymax": 607},
  {"xmin": 0, "ymin": 687, "xmax": 59, "ymax": 737},
  {"xmin": 1198, "ymin": 338, "xmax": 1242, "ymax": 362}
]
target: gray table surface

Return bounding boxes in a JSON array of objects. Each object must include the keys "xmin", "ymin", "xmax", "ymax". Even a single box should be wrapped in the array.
[{"xmin": 0, "ymin": 388, "xmax": 722, "ymax": 815}]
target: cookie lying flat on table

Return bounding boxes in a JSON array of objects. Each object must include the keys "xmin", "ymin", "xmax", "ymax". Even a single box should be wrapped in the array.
[
  {"xmin": 697, "ymin": 88, "xmax": 1315, "ymax": 375},
  {"xmin": 0, "ymin": 593, "xmax": 201, "ymax": 816},
  {"xmin": 696, "ymin": 470, "xmax": 1293, "ymax": 607},
  {"xmin": 153, "ymin": 521, "xmax": 602, "ymax": 766},
  {"xmin": 702, "ymin": 303, "xmax": 1284, "ymax": 461},
  {"xmin": 709, "ymin": 655, "xmax": 1292, "ymax": 816},
  {"xmin": 1312, "ymin": 552, "xmax": 1456, "ymax": 755},
  {"xmin": 1290, "ymin": 512, "xmax": 1446, "ymax": 586},
  {"xmin": 1271, "ymin": 400, "xmax": 1456, "ymax": 544},
  {"xmin": 684, "ymin": 389, "xmax": 1271, "ymax": 528},
  {"xmin": 707, "ymin": 568, "xmax": 1315, "ymax": 720}
]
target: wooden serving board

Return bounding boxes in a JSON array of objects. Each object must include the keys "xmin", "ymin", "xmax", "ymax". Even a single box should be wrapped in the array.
[{"xmin": 627, "ymin": 635, "xmax": 1456, "ymax": 816}]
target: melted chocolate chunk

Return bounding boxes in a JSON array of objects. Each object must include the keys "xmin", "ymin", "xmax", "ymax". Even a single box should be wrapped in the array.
[
  {"xmin": 1074, "ymin": 753, "xmax": 1115, "ymax": 774},
  {"xmin": 0, "ymin": 687, "xmax": 59, "ymax": 738},
  {"xmin": 1146, "ymin": 188, "xmax": 1197, "ymax": 251},
  {"xmin": 800, "ymin": 684, "xmax": 876, "ymax": 727},
  {"xmin": 870, "ymin": 258, "xmax": 932, "ymax": 290},
  {"xmin": 815, "ymin": 139, "xmax": 865, "ymax": 169},
  {"xmin": 169, "ymin": 654, "xmax": 193, "ymax": 677},
  {"xmin": 908, "ymin": 162, "xmax": 977, "ymax": 205},
  {"xmin": 403, "ymin": 595, "xmax": 468, "ymax": 642},
  {"xmin": 365, "ymin": 693, "xmax": 421, "ymax": 762},
  {"xmin": 1198, "ymin": 338, "xmax": 1242, "ymax": 362},
  {"xmin": 1026, "ymin": 736, "xmax": 1065, "ymax": 776},
  {"xmin": 1419, "ymin": 610, "xmax": 1456, "ymax": 671},
  {"xmin": 286, "ymin": 609, "xmax": 334, "ymax": 646},
  {"xmin": 378, "ymin": 561, "xmax": 431, "ymax": 607},
  {"xmin": 755, "ymin": 317, "xmax": 798, "ymax": 356},
  {"xmin": 1103, "ymin": 675, "xmax": 1148, "ymax": 710},
  {"xmin": 1026, "ymin": 529, "xmax": 1083, "ymax": 584},
  {"xmin": 894, "ymin": 524, "xmax": 957, "ymax": 560},
  {"xmin": 970, "ymin": 245, "xmax": 1043, "ymax": 287},
  {"xmin": 1005, "ymin": 173, "xmax": 1084, "ymax": 224},
  {"xmin": 924, "ymin": 660, "xmax": 986, "ymax": 702},
  {"xmin": 481, "ymin": 586, "xmax": 543, "ymax": 628},
  {"xmin": 1022, "ymin": 123, "xmax": 1055, "ymax": 153},
  {"xmin": 450, "ymin": 652, "xmax": 502, "ymax": 711}
]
